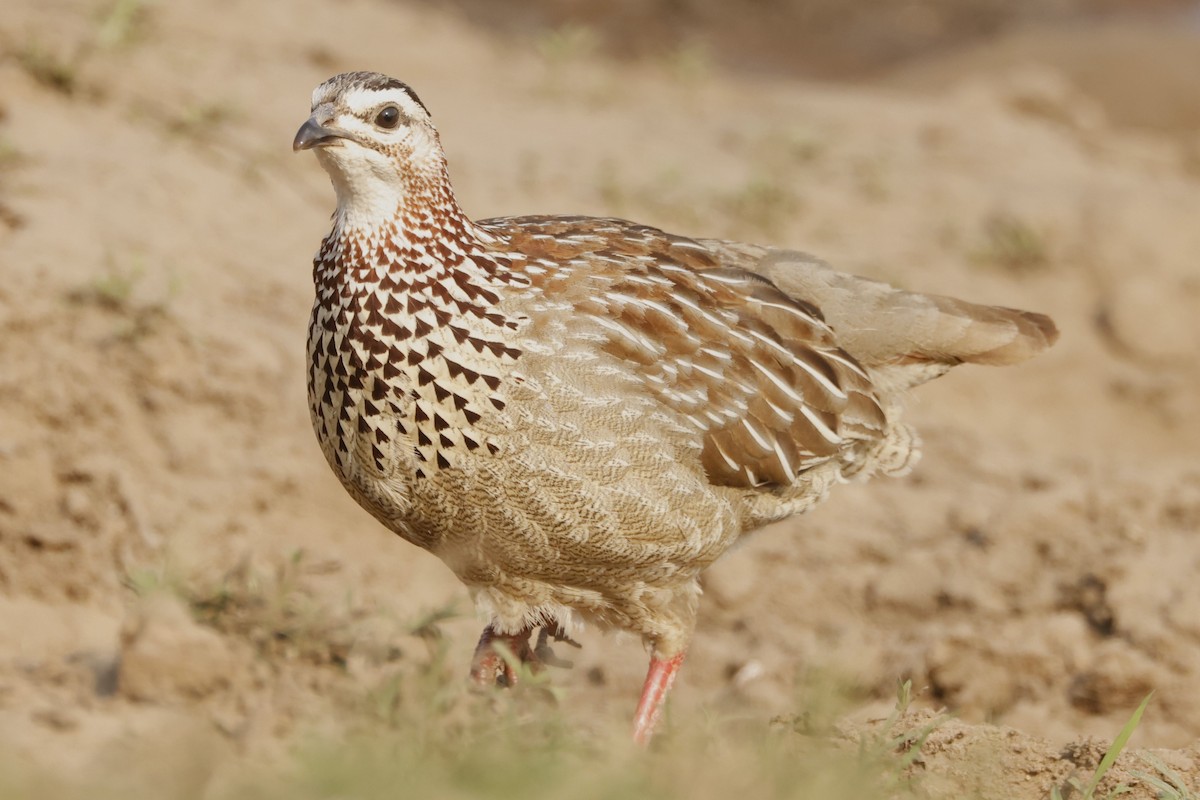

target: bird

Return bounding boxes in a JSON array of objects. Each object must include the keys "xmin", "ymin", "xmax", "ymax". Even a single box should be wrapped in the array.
[{"xmin": 293, "ymin": 71, "xmax": 1058, "ymax": 744}]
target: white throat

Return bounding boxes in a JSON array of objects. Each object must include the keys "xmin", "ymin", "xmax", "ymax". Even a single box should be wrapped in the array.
[{"xmin": 317, "ymin": 148, "xmax": 408, "ymax": 234}]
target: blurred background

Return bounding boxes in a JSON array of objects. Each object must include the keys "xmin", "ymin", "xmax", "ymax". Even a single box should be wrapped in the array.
[{"xmin": 1, "ymin": 1, "xmax": 1199, "ymax": 798}]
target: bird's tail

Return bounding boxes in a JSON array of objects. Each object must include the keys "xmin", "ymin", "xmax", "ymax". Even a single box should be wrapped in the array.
[{"xmin": 708, "ymin": 243, "xmax": 1059, "ymax": 389}]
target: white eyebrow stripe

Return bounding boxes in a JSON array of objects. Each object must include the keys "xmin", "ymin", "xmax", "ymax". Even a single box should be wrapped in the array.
[{"xmin": 342, "ymin": 86, "xmax": 429, "ymax": 119}]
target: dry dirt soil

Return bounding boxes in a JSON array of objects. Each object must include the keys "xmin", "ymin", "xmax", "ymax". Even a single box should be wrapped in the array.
[{"xmin": 1, "ymin": 1, "xmax": 1199, "ymax": 797}]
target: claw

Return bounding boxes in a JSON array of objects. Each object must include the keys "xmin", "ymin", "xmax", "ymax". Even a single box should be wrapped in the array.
[
  {"xmin": 534, "ymin": 627, "xmax": 579, "ymax": 669},
  {"xmin": 469, "ymin": 624, "xmax": 537, "ymax": 687},
  {"xmin": 469, "ymin": 622, "xmax": 581, "ymax": 688}
]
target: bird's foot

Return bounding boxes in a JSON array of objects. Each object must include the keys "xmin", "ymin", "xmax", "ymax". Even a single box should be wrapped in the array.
[
  {"xmin": 534, "ymin": 626, "xmax": 582, "ymax": 669},
  {"xmin": 469, "ymin": 624, "xmax": 538, "ymax": 688},
  {"xmin": 470, "ymin": 622, "xmax": 581, "ymax": 687}
]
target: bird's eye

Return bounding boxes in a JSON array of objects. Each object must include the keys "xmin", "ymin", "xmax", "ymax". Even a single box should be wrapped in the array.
[{"xmin": 374, "ymin": 106, "xmax": 401, "ymax": 129}]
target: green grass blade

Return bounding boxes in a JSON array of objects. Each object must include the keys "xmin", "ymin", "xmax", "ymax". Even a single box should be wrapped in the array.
[
  {"xmin": 1133, "ymin": 751, "xmax": 1195, "ymax": 800},
  {"xmin": 1084, "ymin": 691, "xmax": 1154, "ymax": 798}
]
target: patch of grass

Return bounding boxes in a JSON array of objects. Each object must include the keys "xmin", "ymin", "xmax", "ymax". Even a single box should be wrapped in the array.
[
  {"xmin": 183, "ymin": 550, "xmax": 362, "ymax": 667},
  {"xmin": 536, "ymin": 23, "xmax": 600, "ymax": 66},
  {"xmin": 124, "ymin": 561, "xmax": 186, "ymax": 599},
  {"xmin": 1183, "ymin": 142, "xmax": 1200, "ymax": 181},
  {"xmin": 853, "ymin": 155, "xmax": 891, "ymax": 201},
  {"xmin": 65, "ymin": 254, "xmax": 180, "ymax": 340},
  {"xmin": 533, "ymin": 23, "xmax": 619, "ymax": 103},
  {"xmin": 45, "ymin": 553, "xmax": 953, "ymax": 800},
  {"xmin": 79, "ymin": 261, "xmax": 145, "ymax": 311},
  {"xmin": 1052, "ymin": 692, "xmax": 1154, "ymax": 800},
  {"xmin": 0, "ymin": 137, "xmax": 23, "ymax": 170},
  {"xmin": 516, "ymin": 150, "xmax": 543, "ymax": 197},
  {"xmin": 95, "ymin": 0, "xmax": 152, "ymax": 49},
  {"xmin": 596, "ymin": 159, "xmax": 629, "ymax": 215},
  {"xmin": 595, "ymin": 164, "xmax": 704, "ymax": 230},
  {"xmin": 166, "ymin": 101, "xmax": 241, "ymax": 141},
  {"xmin": 14, "ymin": 0, "xmax": 154, "ymax": 95},
  {"xmin": 0, "ymin": 590, "xmax": 944, "ymax": 800},
  {"xmin": 974, "ymin": 211, "xmax": 1051, "ymax": 273},
  {"xmin": 718, "ymin": 176, "xmax": 802, "ymax": 238},
  {"xmin": 0, "ymin": 134, "xmax": 24, "ymax": 230},
  {"xmin": 786, "ymin": 131, "xmax": 827, "ymax": 165},
  {"xmin": 1134, "ymin": 752, "xmax": 1198, "ymax": 800},
  {"xmin": 15, "ymin": 42, "xmax": 83, "ymax": 95},
  {"xmin": 225, "ymin": 678, "xmax": 939, "ymax": 800},
  {"xmin": 665, "ymin": 41, "xmax": 711, "ymax": 84}
]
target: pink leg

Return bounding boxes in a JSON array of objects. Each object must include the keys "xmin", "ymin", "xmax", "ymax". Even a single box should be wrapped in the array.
[{"xmin": 632, "ymin": 652, "xmax": 686, "ymax": 745}]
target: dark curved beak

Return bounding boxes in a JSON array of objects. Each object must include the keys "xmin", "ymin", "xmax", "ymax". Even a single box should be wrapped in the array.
[{"xmin": 292, "ymin": 117, "xmax": 350, "ymax": 152}]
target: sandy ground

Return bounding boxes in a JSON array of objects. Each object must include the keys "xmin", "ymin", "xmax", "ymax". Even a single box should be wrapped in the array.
[{"xmin": 1, "ymin": 0, "xmax": 1199, "ymax": 796}]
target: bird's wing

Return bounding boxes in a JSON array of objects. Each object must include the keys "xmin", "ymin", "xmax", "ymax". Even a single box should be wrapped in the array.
[{"xmin": 477, "ymin": 215, "xmax": 887, "ymax": 489}]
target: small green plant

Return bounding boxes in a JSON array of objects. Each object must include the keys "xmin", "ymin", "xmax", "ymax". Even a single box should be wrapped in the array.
[
  {"xmin": 594, "ymin": 164, "xmax": 705, "ymax": 231},
  {"xmin": 596, "ymin": 160, "xmax": 629, "ymax": 215},
  {"xmin": 15, "ymin": 42, "xmax": 82, "ymax": 94},
  {"xmin": 184, "ymin": 551, "xmax": 358, "ymax": 667},
  {"xmin": 167, "ymin": 101, "xmax": 240, "ymax": 141},
  {"xmin": 854, "ymin": 155, "xmax": 891, "ymax": 201},
  {"xmin": 15, "ymin": 0, "xmax": 152, "ymax": 95},
  {"xmin": 489, "ymin": 640, "xmax": 569, "ymax": 704},
  {"xmin": 66, "ymin": 255, "xmax": 181, "ymax": 340},
  {"xmin": 84, "ymin": 262, "xmax": 144, "ymax": 310},
  {"xmin": 864, "ymin": 679, "xmax": 940, "ymax": 786},
  {"xmin": 124, "ymin": 562, "xmax": 184, "ymax": 598},
  {"xmin": 666, "ymin": 42, "xmax": 711, "ymax": 85},
  {"xmin": 95, "ymin": 0, "xmax": 152, "ymax": 49},
  {"xmin": 515, "ymin": 150, "xmax": 543, "ymax": 197},
  {"xmin": 407, "ymin": 600, "xmax": 462, "ymax": 641},
  {"xmin": 975, "ymin": 212, "xmax": 1051, "ymax": 273},
  {"xmin": 787, "ymin": 131, "xmax": 827, "ymax": 165},
  {"xmin": 895, "ymin": 676, "xmax": 914, "ymax": 713},
  {"xmin": 536, "ymin": 23, "xmax": 599, "ymax": 65},
  {"xmin": 719, "ymin": 176, "xmax": 802, "ymax": 237},
  {"xmin": 1052, "ymin": 692, "xmax": 1154, "ymax": 800},
  {"xmin": 0, "ymin": 137, "xmax": 23, "ymax": 170},
  {"xmin": 1133, "ymin": 752, "xmax": 1197, "ymax": 800}
]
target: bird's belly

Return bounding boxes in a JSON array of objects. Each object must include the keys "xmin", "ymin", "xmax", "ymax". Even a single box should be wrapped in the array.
[{"xmin": 306, "ymin": 318, "xmax": 746, "ymax": 616}]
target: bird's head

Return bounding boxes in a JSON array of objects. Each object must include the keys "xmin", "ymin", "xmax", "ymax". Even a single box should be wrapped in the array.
[{"xmin": 294, "ymin": 72, "xmax": 444, "ymax": 229}]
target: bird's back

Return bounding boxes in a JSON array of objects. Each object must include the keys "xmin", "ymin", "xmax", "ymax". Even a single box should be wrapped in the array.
[{"xmin": 481, "ymin": 214, "xmax": 1056, "ymax": 482}]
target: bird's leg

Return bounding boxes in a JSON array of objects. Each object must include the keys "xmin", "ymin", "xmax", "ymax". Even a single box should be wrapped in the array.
[
  {"xmin": 469, "ymin": 623, "xmax": 538, "ymax": 688},
  {"xmin": 631, "ymin": 651, "xmax": 686, "ymax": 745},
  {"xmin": 534, "ymin": 624, "xmax": 582, "ymax": 669}
]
